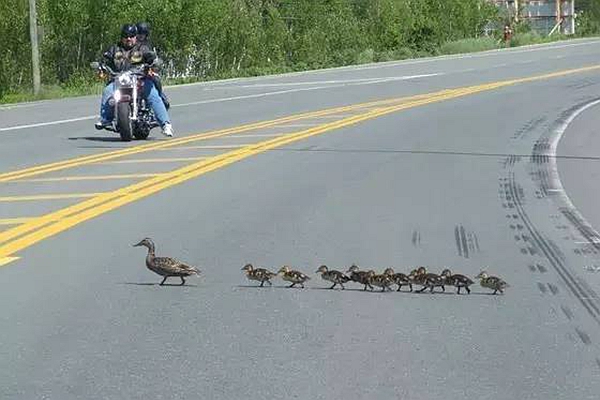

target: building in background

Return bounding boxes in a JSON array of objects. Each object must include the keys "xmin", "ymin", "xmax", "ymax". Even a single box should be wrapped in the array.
[{"xmin": 489, "ymin": 1, "xmax": 576, "ymax": 35}]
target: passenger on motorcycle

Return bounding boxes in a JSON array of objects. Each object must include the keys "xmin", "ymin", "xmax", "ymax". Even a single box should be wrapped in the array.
[
  {"xmin": 95, "ymin": 24, "xmax": 173, "ymax": 137},
  {"xmin": 136, "ymin": 21, "xmax": 170, "ymax": 109}
]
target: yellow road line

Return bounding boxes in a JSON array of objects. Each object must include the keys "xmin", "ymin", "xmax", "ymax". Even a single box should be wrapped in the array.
[
  {"xmin": 0, "ymin": 87, "xmax": 516, "ymax": 184},
  {"xmin": 0, "ymin": 257, "xmax": 19, "ymax": 267},
  {"xmin": 15, "ymin": 174, "xmax": 162, "ymax": 182},
  {"xmin": 0, "ymin": 97, "xmax": 420, "ymax": 183},
  {"xmin": 0, "ymin": 90, "xmax": 468, "ymax": 255},
  {"xmin": 313, "ymin": 114, "xmax": 358, "ymax": 119},
  {"xmin": 0, "ymin": 218, "xmax": 34, "ymax": 225},
  {"xmin": 221, "ymin": 134, "xmax": 292, "ymax": 138},
  {"xmin": 266, "ymin": 123, "xmax": 319, "ymax": 128},
  {"xmin": 103, "ymin": 158, "xmax": 206, "ymax": 164},
  {"xmin": 0, "ymin": 193, "xmax": 104, "ymax": 202},
  {"xmin": 0, "ymin": 64, "xmax": 599, "ymax": 262},
  {"xmin": 156, "ymin": 145, "xmax": 250, "ymax": 150}
]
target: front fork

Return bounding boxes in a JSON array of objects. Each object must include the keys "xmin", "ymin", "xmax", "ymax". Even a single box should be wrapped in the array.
[
  {"xmin": 112, "ymin": 82, "xmax": 139, "ymax": 122},
  {"xmin": 131, "ymin": 77, "xmax": 138, "ymax": 121}
]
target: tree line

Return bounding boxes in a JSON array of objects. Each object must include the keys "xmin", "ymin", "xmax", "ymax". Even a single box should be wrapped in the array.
[{"xmin": 0, "ymin": 0, "xmax": 596, "ymax": 100}]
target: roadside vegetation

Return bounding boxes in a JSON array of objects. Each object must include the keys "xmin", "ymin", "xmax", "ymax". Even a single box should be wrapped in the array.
[{"xmin": 1, "ymin": 0, "xmax": 598, "ymax": 104}]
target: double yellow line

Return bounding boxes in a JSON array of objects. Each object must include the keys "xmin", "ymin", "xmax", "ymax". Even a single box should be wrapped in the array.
[
  {"xmin": 0, "ymin": 94, "xmax": 436, "ymax": 183},
  {"xmin": 1, "ymin": 64, "xmax": 599, "ymax": 265}
]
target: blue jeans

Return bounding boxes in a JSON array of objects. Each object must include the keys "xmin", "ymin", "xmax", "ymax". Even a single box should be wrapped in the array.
[{"xmin": 100, "ymin": 79, "xmax": 170, "ymax": 126}]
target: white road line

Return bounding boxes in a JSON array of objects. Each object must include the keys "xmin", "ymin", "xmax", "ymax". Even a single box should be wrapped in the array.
[
  {"xmin": 1, "ymin": 38, "xmax": 598, "ymax": 115},
  {"xmin": 212, "ymin": 73, "xmax": 440, "ymax": 89},
  {"xmin": 222, "ymin": 77, "xmax": 387, "ymax": 88},
  {"xmin": 174, "ymin": 73, "xmax": 442, "ymax": 107},
  {"xmin": 0, "ymin": 88, "xmax": 334, "ymax": 131},
  {"xmin": 1, "ymin": 86, "xmax": 337, "ymax": 131},
  {"xmin": 0, "ymin": 73, "xmax": 442, "ymax": 132},
  {"xmin": 0, "ymin": 116, "xmax": 96, "ymax": 132},
  {"xmin": 1, "ymin": 38, "xmax": 597, "ymax": 130},
  {"xmin": 0, "ymin": 102, "xmax": 48, "ymax": 111},
  {"xmin": 547, "ymin": 98, "xmax": 600, "ymax": 246}
]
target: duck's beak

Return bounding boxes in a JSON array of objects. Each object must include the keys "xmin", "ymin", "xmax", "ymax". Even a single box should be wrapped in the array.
[{"xmin": 133, "ymin": 240, "xmax": 143, "ymax": 247}]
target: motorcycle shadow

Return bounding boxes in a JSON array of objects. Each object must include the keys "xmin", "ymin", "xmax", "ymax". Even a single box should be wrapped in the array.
[
  {"xmin": 68, "ymin": 136, "xmax": 161, "ymax": 143},
  {"xmin": 68, "ymin": 136, "xmax": 125, "ymax": 142}
]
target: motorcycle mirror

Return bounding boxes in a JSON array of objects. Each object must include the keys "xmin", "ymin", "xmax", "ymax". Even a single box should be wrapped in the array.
[{"xmin": 90, "ymin": 61, "xmax": 100, "ymax": 70}]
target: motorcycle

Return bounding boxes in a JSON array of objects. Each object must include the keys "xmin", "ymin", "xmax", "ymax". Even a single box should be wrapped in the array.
[{"xmin": 91, "ymin": 61, "xmax": 159, "ymax": 141}]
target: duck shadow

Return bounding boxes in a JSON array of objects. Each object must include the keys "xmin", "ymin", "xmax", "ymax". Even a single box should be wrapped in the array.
[
  {"xmin": 234, "ymin": 285, "xmax": 501, "ymax": 296},
  {"xmin": 235, "ymin": 284, "xmax": 312, "ymax": 289},
  {"xmin": 309, "ymin": 287, "xmax": 367, "ymax": 292},
  {"xmin": 409, "ymin": 290, "xmax": 501, "ymax": 296},
  {"xmin": 235, "ymin": 284, "xmax": 274, "ymax": 289},
  {"xmin": 121, "ymin": 282, "xmax": 199, "ymax": 287}
]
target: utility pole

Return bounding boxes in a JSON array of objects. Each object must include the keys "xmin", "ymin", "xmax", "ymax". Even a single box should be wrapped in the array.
[
  {"xmin": 28, "ymin": 0, "xmax": 41, "ymax": 95},
  {"xmin": 571, "ymin": 0, "xmax": 576, "ymax": 35}
]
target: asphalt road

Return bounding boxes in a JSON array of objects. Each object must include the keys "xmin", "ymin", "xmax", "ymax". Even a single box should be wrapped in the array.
[{"xmin": 2, "ymin": 39, "xmax": 600, "ymax": 399}]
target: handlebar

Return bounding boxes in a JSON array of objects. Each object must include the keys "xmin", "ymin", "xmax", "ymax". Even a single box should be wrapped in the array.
[{"xmin": 90, "ymin": 62, "xmax": 152, "ymax": 77}]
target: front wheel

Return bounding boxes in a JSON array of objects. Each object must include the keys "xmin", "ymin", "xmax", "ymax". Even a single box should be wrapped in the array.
[{"xmin": 116, "ymin": 102, "xmax": 133, "ymax": 142}]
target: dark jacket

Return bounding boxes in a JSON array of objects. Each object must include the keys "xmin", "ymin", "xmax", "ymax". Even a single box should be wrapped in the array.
[
  {"xmin": 137, "ymin": 36, "xmax": 153, "ymax": 49},
  {"xmin": 102, "ymin": 42, "xmax": 156, "ymax": 73}
]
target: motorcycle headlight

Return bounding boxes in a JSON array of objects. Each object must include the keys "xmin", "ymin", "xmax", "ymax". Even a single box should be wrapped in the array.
[{"xmin": 118, "ymin": 74, "xmax": 134, "ymax": 87}]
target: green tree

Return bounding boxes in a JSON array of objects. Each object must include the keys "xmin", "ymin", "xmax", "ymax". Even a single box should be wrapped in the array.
[{"xmin": 0, "ymin": 0, "xmax": 500, "ymax": 99}]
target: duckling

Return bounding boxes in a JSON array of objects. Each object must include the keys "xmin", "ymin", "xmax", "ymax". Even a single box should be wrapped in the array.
[
  {"xmin": 366, "ymin": 270, "xmax": 394, "ymax": 292},
  {"xmin": 414, "ymin": 267, "xmax": 445, "ymax": 293},
  {"xmin": 441, "ymin": 268, "xmax": 474, "ymax": 294},
  {"xmin": 278, "ymin": 265, "xmax": 311, "ymax": 288},
  {"xmin": 316, "ymin": 265, "xmax": 350, "ymax": 289},
  {"xmin": 133, "ymin": 238, "xmax": 200, "ymax": 286},
  {"xmin": 241, "ymin": 263, "xmax": 277, "ymax": 287},
  {"xmin": 409, "ymin": 266, "xmax": 427, "ymax": 279},
  {"xmin": 475, "ymin": 270, "xmax": 509, "ymax": 295},
  {"xmin": 383, "ymin": 268, "xmax": 413, "ymax": 292},
  {"xmin": 346, "ymin": 264, "xmax": 374, "ymax": 291},
  {"xmin": 408, "ymin": 267, "xmax": 423, "ymax": 286}
]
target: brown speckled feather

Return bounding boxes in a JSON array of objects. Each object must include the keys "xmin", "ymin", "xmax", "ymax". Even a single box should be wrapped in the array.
[
  {"xmin": 283, "ymin": 270, "xmax": 310, "ymax": 283},
  {"xmin": 323, "ymin": 270, "xmax": 350, "ymax": 284},
  {"xmin": 245, "ymin": 268, "xmax": 277, "ymax": 285},
  {"xmin": 148, "ymin": 256, "xmax": 200, "ymax": 277}
]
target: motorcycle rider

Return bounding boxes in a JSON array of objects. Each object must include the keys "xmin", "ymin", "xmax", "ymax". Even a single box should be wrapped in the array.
[
  {"xmin": 136, "ymin": 21, "xmax": 151, "ymax": 45},
  {"xmin": 95, "ymin": 23, "xmax": 173, "ymax": 137},
  {"xmin": 136, "ymin": 21, "xmax": 170, "ymax": 109}
]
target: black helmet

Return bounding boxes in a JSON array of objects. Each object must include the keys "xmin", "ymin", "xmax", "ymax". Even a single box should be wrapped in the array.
[
  {"xmin": 121, "ymin": 24, "xmax": 137, "ymax": 38},
  {"xmin": 136, "ymin": 22, "xmax": 150, "ymax": 36}
]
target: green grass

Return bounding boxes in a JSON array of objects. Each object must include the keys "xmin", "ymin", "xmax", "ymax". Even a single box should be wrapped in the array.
[
  {"xmin": 509, "ymin": 32, "xmax": 570, "ymax": 47},
  {"xmin": 1, "ymin": 83, "xmax": 104, "ymax": 104},
  {"xmin": 438, "ymin": 37, "xmax": 499, "ymax": 55}
]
